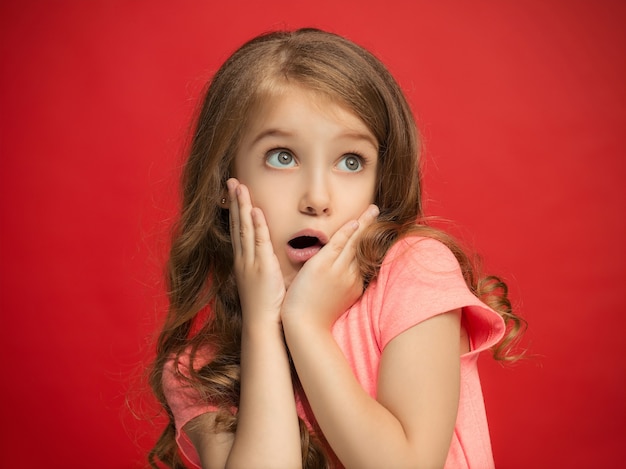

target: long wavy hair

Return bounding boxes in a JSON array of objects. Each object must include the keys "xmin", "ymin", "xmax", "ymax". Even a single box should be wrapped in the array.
[{"xmin": 149, "ymin": 28, "xmax": 525, "ymax": 468}]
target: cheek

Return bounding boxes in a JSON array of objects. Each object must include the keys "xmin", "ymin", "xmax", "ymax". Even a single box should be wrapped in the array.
[
  {"xmin": 344, "ymin": 178, "xmax": 377, "ymax": 210},
  {"xmin": 237, "ymin": 176, "xmax": 266, "ymax": 208},
  {"xmin": 242, "ymin": 176, "xmax": 294, "ymax": 220},
  {"xmin": 246, "ymin": 193, "xmax": 286, "ymax": 241}
]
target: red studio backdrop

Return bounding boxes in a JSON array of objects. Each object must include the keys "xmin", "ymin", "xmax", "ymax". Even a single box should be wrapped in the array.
[{"xmin": 0, "ymin": 1, "xmax": 624, "ymax": 468}]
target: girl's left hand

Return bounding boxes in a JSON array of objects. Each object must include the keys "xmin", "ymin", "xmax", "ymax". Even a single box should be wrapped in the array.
[{"xmin": 281, "ymin": 204, "xmax": 379, "ymax": 329}]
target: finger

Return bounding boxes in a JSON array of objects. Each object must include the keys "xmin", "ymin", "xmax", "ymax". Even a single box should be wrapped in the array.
[
  {"xmin": 227, "ymin": 178, "xmax": 242, "ymax": 256},
  {"xmin": 235, "ymin": 183, "xmax": 256, "ymax": 264},
  {"xmin": 336, "ymin": 204, "xmax": 380, "ymax": 264},
  {"xmin": 250, "ymin": 207, "xmax": 275, "ymax": 262},
  {"xmin": 323, "ymin": 219, "xmax": 361, "ymax": 259},
  {"xmin": 355, "ymin": 204, "xmax": 380, "ymax": 233}
]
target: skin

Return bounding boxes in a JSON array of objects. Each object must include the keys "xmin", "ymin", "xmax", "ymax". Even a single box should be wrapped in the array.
[
  {"xmin": 232, "ymin": 85, "xmax": 380, "ymax": 288},
  {"xmin": 186, "ymin": 86, "xmax": 462, "ymax": 469}
]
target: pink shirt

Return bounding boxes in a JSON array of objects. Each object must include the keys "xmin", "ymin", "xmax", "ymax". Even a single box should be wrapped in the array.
[{"xmin": 163, "ymin": 236, "xmax": 505, "ymax": 468}]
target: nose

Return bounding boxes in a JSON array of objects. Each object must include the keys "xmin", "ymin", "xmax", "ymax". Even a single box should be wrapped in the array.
[{"xmin": 299, "ymin": 172, "xmax": 331, "ymax": 215}]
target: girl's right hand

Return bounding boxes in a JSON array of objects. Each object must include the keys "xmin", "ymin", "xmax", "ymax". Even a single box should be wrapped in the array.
[{"xmin": 227, "ymin": 178, "xmax": 286, "ymax": 326}]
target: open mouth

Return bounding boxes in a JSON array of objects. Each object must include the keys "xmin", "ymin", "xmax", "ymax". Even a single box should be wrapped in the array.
[
  {"xmin": 288, "ymin": 236, "xmax": 323, "ymax": 249},
  {"xmin": 286, "ymin": 231, "xmax": 327, "ymax": 263}
]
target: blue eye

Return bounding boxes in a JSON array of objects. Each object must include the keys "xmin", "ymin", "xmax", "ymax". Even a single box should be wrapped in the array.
[
  {"xmin": 266, "ymin": 149, "xmax": 296, "ymax": 168},
  {"xmin": 337, "ymin": 154, "xmax": 363, "ymax": 172}
]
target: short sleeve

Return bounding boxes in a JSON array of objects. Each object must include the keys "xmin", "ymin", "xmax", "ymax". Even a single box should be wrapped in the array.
[
  {"xmin": 375, "ymin": 236, "xmax": 505, "ymax": 354},
  {"xmin": 162, "ymin": 346, "xmax": 217, "ymax": 468}
]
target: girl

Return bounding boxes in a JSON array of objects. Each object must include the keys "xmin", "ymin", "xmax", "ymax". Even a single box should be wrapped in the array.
[{"xmin": 149, "ymin": 28, "xmax": 524, "ymax": 469}]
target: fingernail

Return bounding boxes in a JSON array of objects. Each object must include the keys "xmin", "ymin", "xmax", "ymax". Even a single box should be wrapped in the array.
[
  {"xmin": 351, "ymin": 220, "xmax": 360, "ymax": 230},
  {"xmin": 369, "ymin": 205, "xmax": 380, "ymax": 217}
]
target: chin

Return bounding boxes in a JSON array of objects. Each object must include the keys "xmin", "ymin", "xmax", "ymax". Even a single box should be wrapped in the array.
[
  {"xmin": 283, "ymin": 276, "xmax": 294, "ymax": 290},
  {"xmin": 282, "ymin": 269, "xmax": 299, "ymax": 290}
]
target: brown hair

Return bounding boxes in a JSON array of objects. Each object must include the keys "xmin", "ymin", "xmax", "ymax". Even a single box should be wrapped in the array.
[{"xmin": 149, "ymin": 28, "xmax": 525, "ymax": 468}]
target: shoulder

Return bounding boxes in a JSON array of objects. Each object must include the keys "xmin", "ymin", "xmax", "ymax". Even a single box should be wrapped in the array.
[
  {"xmin": 378, "ymin": 235, "xmax": 463, "ymax": 287},
  {"xmin": 162, "ymin": 345, "xmax": 217, "ymax": 428},
  {"xmin": 160, "ymin": 345, "xmax": 228, "ymax": 468},
  {"xmin": 369, "ymin": 235, "xmax": 505, "ymax": 354},
  {"xmin": 387, "ymin": 235, "xmax": 458, "ymax": 263}
]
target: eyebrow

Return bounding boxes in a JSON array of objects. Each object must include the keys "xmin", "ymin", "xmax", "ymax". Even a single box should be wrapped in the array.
[
  {"xmin": 250, "ymin": 129, "xmax": 293, "ymax": 146},
  {"xmin": 250, "ymin": 128, "xmax": 378, "ymax": 150},
  {"xmin": 341, "ymin": 130, "xmax": 379, "ymax": 150}
]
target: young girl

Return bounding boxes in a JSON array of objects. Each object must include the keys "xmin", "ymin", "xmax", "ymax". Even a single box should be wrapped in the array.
[{"xmin": 149, "ymin": 28, "xmax": 524, "ymax": 469}]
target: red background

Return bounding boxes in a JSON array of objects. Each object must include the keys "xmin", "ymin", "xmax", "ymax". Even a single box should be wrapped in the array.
[{"xmin": 1, "ymin": 1, "xmax": 624, "ymax": 468}]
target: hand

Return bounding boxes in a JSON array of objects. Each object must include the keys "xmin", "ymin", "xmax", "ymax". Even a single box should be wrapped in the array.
[
  {"xmin": 281, "ymin": 204, "xmax": 379, "ymax": 330},
  {"xmin": 227, "ymin": 178, "xmax": 286, "ymax": 326}
]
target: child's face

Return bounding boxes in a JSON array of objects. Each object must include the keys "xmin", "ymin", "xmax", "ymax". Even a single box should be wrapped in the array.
[{"xmin": 233, "ymin": 85, "xmax": 379, "ymax": 287}]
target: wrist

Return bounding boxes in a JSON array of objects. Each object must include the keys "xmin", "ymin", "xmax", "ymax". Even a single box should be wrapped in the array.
[
  {"xmin": 241, "ymin": 304, "xmax": 282, "ymax": 326},
  {"xmin": 242, "ymin": 317, "xmax": 285, "ymax": 340},
  {"xmin": 281, "ymin": 309, "xmax": 330, "ymax": 335}
]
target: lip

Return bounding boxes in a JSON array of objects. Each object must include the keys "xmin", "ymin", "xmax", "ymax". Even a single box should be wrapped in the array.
[{"xmin": 286, "ymin": 229, "xmax": 328, "ymax": 264}]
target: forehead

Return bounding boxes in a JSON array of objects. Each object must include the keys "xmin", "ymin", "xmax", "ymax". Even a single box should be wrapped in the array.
[{"xmin": 240, "ymin": 84, "xmax": 378, "ymax": 149}]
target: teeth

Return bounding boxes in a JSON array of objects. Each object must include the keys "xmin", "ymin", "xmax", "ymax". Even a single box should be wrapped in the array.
[{"xmin": 289, "ymin": 236, "xmax": 319, "ymax": 249}]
